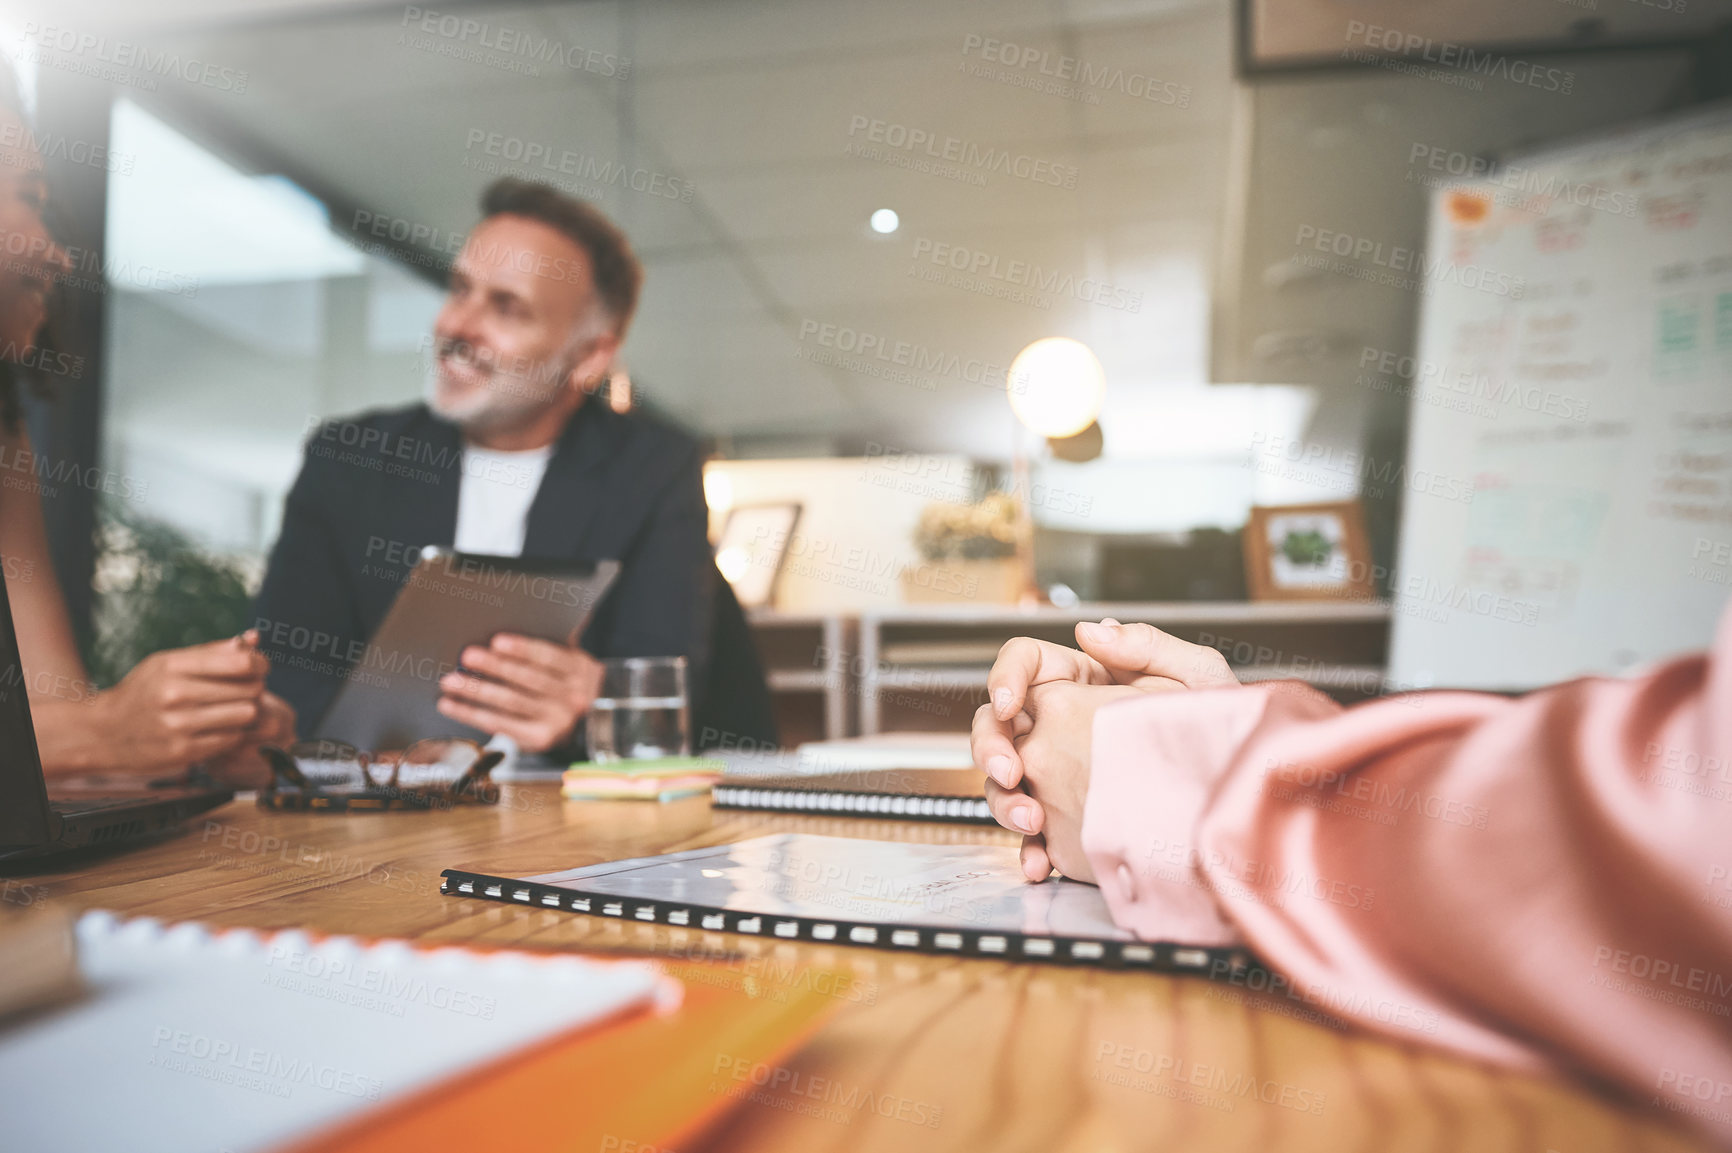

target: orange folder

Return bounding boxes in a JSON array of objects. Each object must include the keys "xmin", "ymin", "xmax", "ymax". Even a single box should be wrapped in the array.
[{"xmin": 282, "ymin": 962, "xmax": 839, "ymax": 1153}]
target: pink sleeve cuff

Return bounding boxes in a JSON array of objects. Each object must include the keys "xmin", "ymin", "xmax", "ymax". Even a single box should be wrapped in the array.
[{"xmin": 1083, "ymin": 686, "xmax": 1300, "ymax": 947}]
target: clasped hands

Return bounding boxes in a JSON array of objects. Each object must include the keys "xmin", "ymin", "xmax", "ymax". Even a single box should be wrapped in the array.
[{"xmin": 970, "ymin": 620, "xmax": 1237, "ymax": 884}]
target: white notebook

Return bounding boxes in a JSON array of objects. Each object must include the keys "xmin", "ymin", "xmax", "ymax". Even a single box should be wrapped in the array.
[
  {"xmin": 0, "ymin": 911, "xmax": 668, "ymax": 1153},
  {"xmin": 796, "ymin": 733, "xmax": 976, "ymax": 772}
]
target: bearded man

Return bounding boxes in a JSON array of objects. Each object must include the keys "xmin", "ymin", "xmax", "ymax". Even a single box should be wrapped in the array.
[{"xmin": 254, "ymin": 178, "xmax": 726, "ymax": 755}]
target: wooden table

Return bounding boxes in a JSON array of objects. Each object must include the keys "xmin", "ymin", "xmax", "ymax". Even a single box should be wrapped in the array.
[{"xmin": 12, "ymin": 784, "xmax": 1709, "ymax": 1153}]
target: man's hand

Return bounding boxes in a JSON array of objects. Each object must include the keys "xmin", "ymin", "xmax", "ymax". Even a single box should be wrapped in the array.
[
  {"xmin": 972, "ymin": 620, "xmax": 1236, "ymax": 881},
  {"xmin": 204, "ymin": 691, "xmax": 298, "ymax": 787},
  {"xmin": 91, "ymin": 632, "xmax": 271, "ymax": 776},
  {"xmin": 436, "ymin": 634, "xmax": 604, "ymax": 754}
]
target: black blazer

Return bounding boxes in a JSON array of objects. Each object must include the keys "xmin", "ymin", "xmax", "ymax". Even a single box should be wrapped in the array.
[{"xmin": 253, "ymin": 400, "xmax": 714, "ymax": 738}]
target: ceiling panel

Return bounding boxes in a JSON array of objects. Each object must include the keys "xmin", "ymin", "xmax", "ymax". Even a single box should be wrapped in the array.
[
  {"xmin": 1248, "ymin": 0, "xmax": 1732, "ymax": 69},
  {"xmin": 25, "ymin": 0, "xmax": 1240, "ymax": 448}
]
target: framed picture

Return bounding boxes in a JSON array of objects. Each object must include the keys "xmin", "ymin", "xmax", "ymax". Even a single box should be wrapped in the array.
[
  {"xmin": 1242, "ymin": 501, "xmax": 1375, "ymax": 602},
  {"xmin": 714, "ymin": 503, "xmax": 801, "ymax": 609}
]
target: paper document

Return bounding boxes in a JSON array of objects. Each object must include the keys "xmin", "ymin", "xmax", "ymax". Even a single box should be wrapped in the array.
[{"xmin": 530, "ymin": 833, "xmax": 1134, "ymax": 941}]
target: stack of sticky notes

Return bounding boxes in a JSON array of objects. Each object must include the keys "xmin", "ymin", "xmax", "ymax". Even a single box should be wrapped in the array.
[{"xmin": 562, "ymin": 757, "xmax": 727, "ymax": 802}]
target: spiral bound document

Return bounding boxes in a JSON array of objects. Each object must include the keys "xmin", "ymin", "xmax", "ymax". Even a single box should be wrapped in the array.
[
  {"xmin": 443, "ymin": 833, "xmax": 1254, "ymax": 975},
  {"xmin": 0, "ymin": 911, "xmax": 667, "ymax": 1153},
  {"xmin": 711, "ymin": 769, "xmax": 993, "ymax": 824}
]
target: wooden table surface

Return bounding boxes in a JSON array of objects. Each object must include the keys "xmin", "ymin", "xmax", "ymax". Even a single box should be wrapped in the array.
[{"xmin": 10, "ymin": 783, "xmax": 1709, "ymax": 1153}]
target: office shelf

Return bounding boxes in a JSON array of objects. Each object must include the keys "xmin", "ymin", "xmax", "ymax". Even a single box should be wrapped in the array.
[
  {"xmin": 860, "ymin": 601, "xmax": 1391, "ymax": 626},
  {"xmin": 854, "ymin": 601, "xmax": 1392, "ymax": 734},
  {"xmin": 765, "ymin": 668, "xmax": 834, "ymax": 692},
  {"xmin": 867, "ymin": 662, "xmax": 1391, "ymax": 691},
  {"xmin": 746, "ymin": 611, "xmax": 851, "ymax": 742},
  {"xmin": 749, "ymin": 601, "xmax": 1394, "ymax": 738}
]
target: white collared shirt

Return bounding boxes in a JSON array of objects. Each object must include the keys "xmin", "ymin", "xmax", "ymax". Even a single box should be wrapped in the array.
[{"xmin": 452, "ymin": 444, "xmax": 554, "ymax": 556}]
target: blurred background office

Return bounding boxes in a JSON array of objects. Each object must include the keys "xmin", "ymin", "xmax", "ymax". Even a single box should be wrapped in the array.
[{"xmin": 6, "ymin": 0, "xmax": 1731, "ymax": 743}]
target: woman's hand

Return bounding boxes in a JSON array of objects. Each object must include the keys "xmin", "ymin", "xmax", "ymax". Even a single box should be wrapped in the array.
[
  {"xmin": 204, "ymin": 691, "xmax": 298, "ymax": 787},
  {"xmin": 984, "ymin": 681, "xmax": 1145, "ymax": 883},
  {"xmin": 972, "ymin": 620, "xmax": 1236, "ymax": 881},
  {"xmin": 85, "ymin": 633, "xmax": 272, "ymax": 776}
]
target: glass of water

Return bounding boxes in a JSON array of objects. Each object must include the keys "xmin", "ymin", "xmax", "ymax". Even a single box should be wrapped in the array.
[{"xmin": 586, "ymin": 656, "xmax": 690, "ymax": 762}]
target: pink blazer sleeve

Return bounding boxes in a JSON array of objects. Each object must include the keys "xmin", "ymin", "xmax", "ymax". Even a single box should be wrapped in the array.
[{"xmin": 1083, "ymin": 604, "xmax": 1732, "ymax": 1134}]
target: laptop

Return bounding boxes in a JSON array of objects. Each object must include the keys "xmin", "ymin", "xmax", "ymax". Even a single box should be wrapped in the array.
[{"xmin": 0, "ymin": 577, "xmax": 232, "ymax": 862}]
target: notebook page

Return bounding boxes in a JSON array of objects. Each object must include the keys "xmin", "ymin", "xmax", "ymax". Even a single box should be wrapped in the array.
[{"xmin": 0, "ymin": 911, "xmax": 667, "ymax": 1153}]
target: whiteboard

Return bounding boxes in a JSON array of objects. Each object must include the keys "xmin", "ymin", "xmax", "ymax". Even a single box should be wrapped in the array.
[{"xmin": 1390, "ymin": 103, "xmax": 1732, "ymax": 690}]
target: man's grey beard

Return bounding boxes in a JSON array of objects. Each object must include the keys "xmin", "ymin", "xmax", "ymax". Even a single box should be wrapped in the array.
[{"xmin": 425, "ymin": 340, "xmax": 577, "ymax": 433}]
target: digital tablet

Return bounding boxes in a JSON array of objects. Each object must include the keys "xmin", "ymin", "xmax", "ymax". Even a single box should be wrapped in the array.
[{"xmin": 315, "ymin": 548, "xmax": 620, "ymax": 749}]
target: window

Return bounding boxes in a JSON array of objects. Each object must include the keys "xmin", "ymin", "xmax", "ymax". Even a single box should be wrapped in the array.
[{"xmin": 102, "ymin": 99, "xmax": 443, "ymax": 560}]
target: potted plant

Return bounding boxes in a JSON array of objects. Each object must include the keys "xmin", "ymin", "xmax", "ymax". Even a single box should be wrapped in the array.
[
  {"xmin": 87, "ymin": 500, "xmax": 257, "ymax": 687},
  {"xmin": 901, "ymin": 492, "xmax": 1026, "ymax": 604}
]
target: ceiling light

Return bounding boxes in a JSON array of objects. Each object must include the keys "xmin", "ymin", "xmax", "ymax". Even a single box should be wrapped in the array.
[
  {"xmin": 607, "ymin": 368, "xmax": 633, "ymax": 413},
  {"xmin": 716, "ymin": 546, "xmax": 750, "ymax": 583},
  {"xmin": 869, "ymin": 208, "xmax": 900, "ymax": 234},
  {"xmin": 1006, "ymin": 338, "xmax": 1105, "ymax": 439},
  {"xmin": 703, "ymin": 467, "xmax": 734, "ymax": 513}
]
